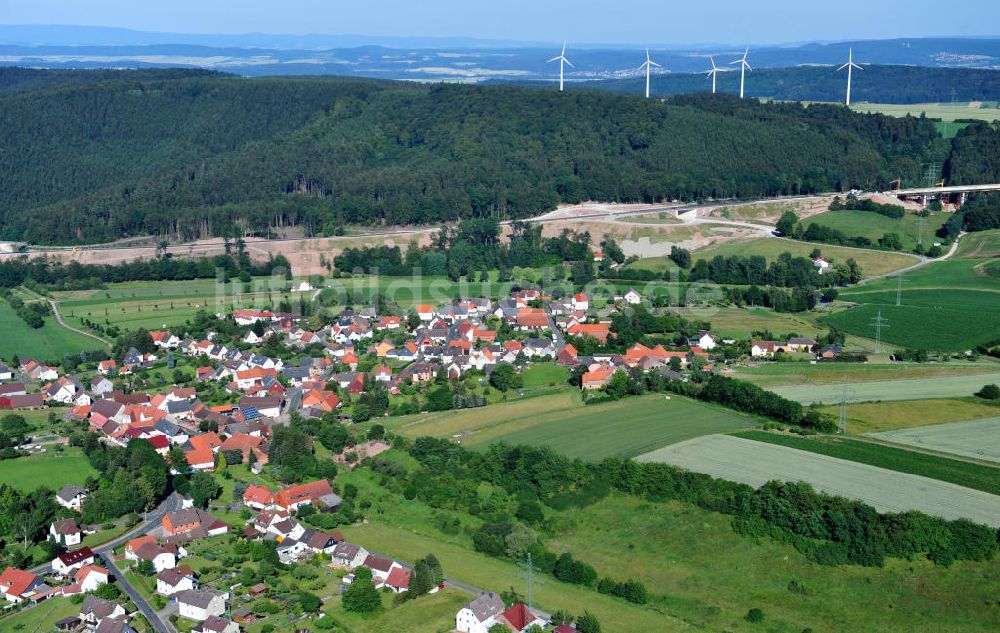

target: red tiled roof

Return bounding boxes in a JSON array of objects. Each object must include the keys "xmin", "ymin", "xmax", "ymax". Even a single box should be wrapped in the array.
[
  {"xmin": 503, "ymin": 603, "xmax": 537, "ymax": 631},
  {"xmin": 384, "ymin": 567, "xmax": 411, "ymax": 590},
  {"xmin": 0, "ymin": 567, "xmax": 38, "ymax": 599}
]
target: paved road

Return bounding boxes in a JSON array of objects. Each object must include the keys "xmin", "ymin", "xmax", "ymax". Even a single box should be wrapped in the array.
[
  {"xmin": 100, "ymin": 550, "xmax": 176, "ymax": 633},
  {"xmin": 30, "ymin": 493, "xmax": 181, "ymax": 575}
]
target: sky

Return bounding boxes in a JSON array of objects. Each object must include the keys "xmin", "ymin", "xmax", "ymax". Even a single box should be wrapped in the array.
[{"xmin": 1, "ymin": 0, "xmax": 999, "ymax": 46}]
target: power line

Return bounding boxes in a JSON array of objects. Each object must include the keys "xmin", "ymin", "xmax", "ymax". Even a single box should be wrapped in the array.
[
  {"xmin": 516, "ymin": 552, "xmax": 544, "ymax": 611},
  {"xmin": 871, "ymin": 310, "xmax": 889, "ymax": 354}
]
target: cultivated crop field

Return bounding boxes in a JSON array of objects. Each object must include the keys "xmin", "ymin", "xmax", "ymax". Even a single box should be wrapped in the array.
[
  {"xmin": 770, "ymin": 372, "xmax": 1000, "ymax": 404},
  {"xmin": 817, "ymin": 397, "xmax": 1000, "ymax": 434},
  {"xmin": 0, "ymin": 448, "xmax": 98, "ymax": 493},
  {"xmin": 821, "ymin": 289, "xmax": 1000, "ymax": 351},
  {"xmin": 801, "ymin": 210, "xmax": 948, "ymax": 251},
  {"xmin": 851, "ymin": 101, "xmax": 1000, "ymax": 122},
  {"xmin": 385, "ymin": 392, "xmax": 754, "ymax": 460},
  {"xmin": 637, "ymin": 434, "xmax": 1000, "ymax": 527},
  {"xmin": 734, "ymin": 431, "xmax": 1000, "ymax": 495},
  {"xmin": 487, "ymin": 395, "xmax": 756, "ymax": 460},
  {"xmin": 731, "ymin": 361, "xmax": 999, "ymax": 389},
  {"xmin": 872, "ymin": 417, "xmax": 1000, "ymax": 464}
]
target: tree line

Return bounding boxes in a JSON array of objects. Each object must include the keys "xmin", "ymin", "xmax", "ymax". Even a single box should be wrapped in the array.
[{"xmin": 401, "ymin": 437, "xmax": 997, "ymax": 570}]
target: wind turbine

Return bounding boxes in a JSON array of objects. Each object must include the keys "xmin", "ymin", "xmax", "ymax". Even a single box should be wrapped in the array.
[
  {"xmin": 730, "ymin": 48, "xmax": 752, "ymax": 98},
  {"xmin": 548, "ymin": 42, "xmax": 573, "ymax": 92},
  {"xmin": 705, "ymin": 56, "xmax": 724, "ymax": 94},
  {"xmin": 838, "ymin": 48, "xmax": 863, "ymax": 106},
  {"xmin": 638, "ymin": 49, "xmax": 662, "ymax": 99}
]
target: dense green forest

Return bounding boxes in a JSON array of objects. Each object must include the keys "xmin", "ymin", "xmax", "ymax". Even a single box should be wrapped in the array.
[
  {"xmin": 0, "ymin": 68, "xmax": 983, "ymax": 245},
  {"xmin": 574, "ymin": 65, "xmax": 1000, "ymax": 104}
]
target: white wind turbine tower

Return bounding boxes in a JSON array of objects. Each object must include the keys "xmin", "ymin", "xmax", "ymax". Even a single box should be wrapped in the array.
[
  {"xmin": 730, "ymin": 48, "xmax": 752, "ymax": 98},
  {"xmin": 548, "ymin": 42, "xmax": 573, "ymax": 92},
  {"xmin": 638, "ymin": 49, "xmax": 662, "ymax": 98},
  {"xmin": 705, "ymin": 56, "xmax": 724, "ymax": 94},
  {"xmin": 838, "ymin": 48, "xmax": 863, "ymax": 105}
]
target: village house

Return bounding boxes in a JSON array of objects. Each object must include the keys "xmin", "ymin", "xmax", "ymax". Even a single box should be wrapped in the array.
[
  {"xmin": 330, "ymin": 542, "xmax": 370, "ymax": 569},
  {"xmin": 156, "ymin": 565, "xmax": 197, "ymax": 596},
  {"xmin": 49, "ymin": 518, "xmax": 83, "ymax": 547},
  {"xmin": 52, "ymin": 547, "xmax": 96, "ymax": 577},
  {"xmin": 176, "ymin": 588, "xmax": 228, "ymax": 621},
  {"xmin": 79, "ymin": 595, "xmax": 126, "ymax": 628},
  {"xmin": 0, "ymin": 567, "xmax": 45, "ymax": 603},
  {"xmin": 56, "ymin": 484, "xmax": 89, "ymax": 511},
  {"xmin": 162, "ymin": 508, "xmax": 229, "ymax": 540},
  {"xmin": 192, "ymin": 615, "xmax": 241, "ymax": 633},
  {"xmin": 455, "ymin": 592, "xmax": 506, "ymax": 633},
  {"xmin": 126, "ymin": 535, "xmax": 179, "ymax": 572},
  {"xmin": 61, "ymin": 565, "xmax": 109, "ymax": 596}
]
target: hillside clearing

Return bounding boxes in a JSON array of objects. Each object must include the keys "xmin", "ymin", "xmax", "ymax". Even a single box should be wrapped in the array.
[{"xmin": 636, "ymin": 434, "xmax": 1000, "ymax": 527}]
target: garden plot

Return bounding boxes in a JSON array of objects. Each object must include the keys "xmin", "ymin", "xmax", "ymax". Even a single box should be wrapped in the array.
[
  {"xmin": 871, "ymin": 417, "xmax": 1000, "ymax": 464},
  {"xmin": 636, "ymin": 434, "xmax": 1000, "ymax": 527}
]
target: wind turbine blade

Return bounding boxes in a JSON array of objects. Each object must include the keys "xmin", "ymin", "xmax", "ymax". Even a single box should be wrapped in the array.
[
  {"xmin": 548, "ymin": 56, "xmax": 561, "ymax": 63},
  {"xmin": 638, "ymin": 63, "xmax": 647, "ymax": 71},
  {"xmin": 852, "ymin": 63, "xmax": 863, "ymax": 70},
  {"xmin": 562, "ymin": 42, "xmax": 567, "ymax": 56},
  {"xmin": 650, "ymin": 61, "xmax": 662, "ymax": 67},
  {"xmin": 564, "ymin": 58, "xmax": 574, "ymax": 67},
  {"xmin": 838, "ymin": 62, "xmax": 849, "ymax": 71}
]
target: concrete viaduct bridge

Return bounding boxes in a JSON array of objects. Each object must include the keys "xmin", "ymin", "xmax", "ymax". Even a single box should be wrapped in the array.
[{"xmin": 885, "ymin": 183, "xmax": 1000, "ymax": 207}]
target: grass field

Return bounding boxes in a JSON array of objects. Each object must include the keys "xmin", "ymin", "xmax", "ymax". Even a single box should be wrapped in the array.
[
  {"xmin": 0, "ymin": 300, "xmax": 98, "ymax": 361},
  {"xmin": 687, "ymin": 237, "xmax": 918, "ymax": 277},
  {"xmin": 0, "ymin": 597, "xmax": 81, "ymax": 633},
  {"xmin": 956, "ymin": 230, "xmax": 1000, "ymax": 259},
  {"xmin": 339, "ymin": 453, "xmax": 1000, "ymax": 633},
  {"xmin": 0, "ymin": 448, "xmax": 98, "ymax": 493},
  {"xmin": 801, "ymin": 210, "xmax": 948, "ymax": 251},
  {"xmin": 730, "ymin": 361, "xmax": 1000, "ymax": 388},
  {"xmin": 817, "ymin": 397, "xmax": 1000, "ymax": 434},
  {"xmin": 872, "ymin": 417, "xmax": 1000, "ymax": 465},
  {"xmin": 734, "ymin": 430, "xmax": 1000, "ymax": 495},
  {"xmin": 849, "ymin": 257, "xmax": 1000, "ymax": 292},
  {"xmin": 675, "ymin": 305, "xmax": 822, "ymax": 339},
  {"xmin": 384, "ymin": 392, "xmax": 756, "ymax": 461},
  {"xmin": 822, "ymin": 288, "xmax": 1000, "ymax": 351},
  {"xmin": 519, "ymin": 363, "xmax": 569, "ymax": 389},
  {"xmin": 545, "ymin": 495, "xmax": 1000, "ymax": 633},
  {"xmin": 637, "ymin": 434, "xmax": 1000, "ymax": 527},
  {"xmin": 770, "ymin": 371, "xmax": 1000, "ymax": 405}
]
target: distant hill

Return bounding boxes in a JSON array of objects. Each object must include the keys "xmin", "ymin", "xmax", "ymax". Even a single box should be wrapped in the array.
[
  {"xmin": 1, "ymin": 69, "xmax": 971, "ymax": 245},
  {"xmin": 0, "ymin": 29, "xmax": 997, "ymax": 82}
]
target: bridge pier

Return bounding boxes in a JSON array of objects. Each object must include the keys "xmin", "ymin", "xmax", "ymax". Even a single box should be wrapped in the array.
[{"xmin": 960, "ymin": 192, "xmax": 967, "ymax": 207}]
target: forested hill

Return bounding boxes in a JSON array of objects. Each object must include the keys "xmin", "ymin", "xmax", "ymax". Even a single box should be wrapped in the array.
[
  {"xmin": 0, "ymin": 69, "xmax": 972, "ymax": 244},
  {"xmin": 558, "ymin": 65, "xmax": 1000, "ymax": 104}
]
